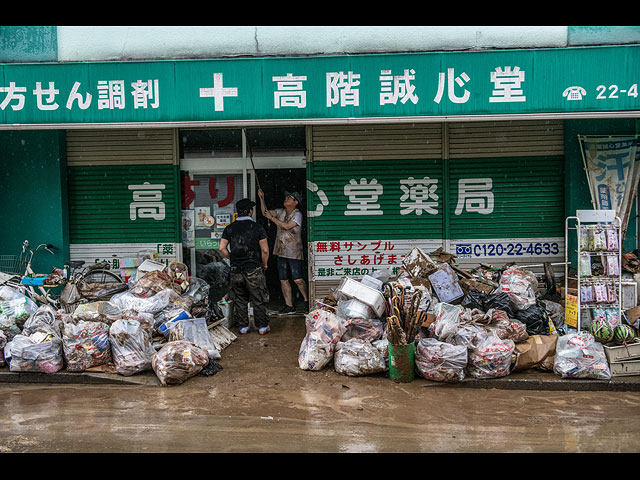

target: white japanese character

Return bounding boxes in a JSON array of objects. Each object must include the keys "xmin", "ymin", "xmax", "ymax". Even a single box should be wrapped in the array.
[
  {"xmin": 129, "ymin": 182, "xmax": 166, "ymax": 221},
  {"xmin": 0, "ymin": 82, "xmax": 26, "ymax": 111},
  {"xmin": 344, "ymin": 178, "xmax": 383, "ymax": 216},
  {"xmin": 379, "ymin": 69, "xmax": 419, "ymax": 105},
  {"xmin": 66, "ymin": 82, "xmax": 92, "ymax": 110},
  {"xmin": 455, "ymin": 178, "xmax": 494, "ymax": 215},
  {"xmin": 273, "ymin": 73, "xmax": 307, "ymax": 109},
  {"xmin": 433, "ymin": 68, "xmax": 470, "ymax": 104},
  {"xmin": 97, "ymin": 80, "xmax": 125, "ymax": 110},
  {"xmin": 326, "ymin": 71, "xmax": 360, "ymax": 107},
  {"xmin": 400, "ymin": 177, "xmax": 439, "ymax": 215},
  {"xmin": 131, "ymin": 79, "xmax": 159, "ymax": 109},
  {"xmin": 33, "ymin": 82, "xmax": 59, "ymax": 111},
  {"xmin": 490, "ymin": 66, "xmax": 526, "ymax": 103}
]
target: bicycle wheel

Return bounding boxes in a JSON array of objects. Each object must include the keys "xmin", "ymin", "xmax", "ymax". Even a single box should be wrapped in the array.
[
  {"xmin": 82, "ymin": 269, "xmax": 125, "ymax": 285},
  {"xmin": 78, "ymin": 269, "xmax": 127, "ymax": 301}
]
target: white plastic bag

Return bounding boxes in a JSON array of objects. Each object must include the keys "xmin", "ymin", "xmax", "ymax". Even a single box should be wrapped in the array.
[
  {"xmin": 498, "ymin": 265, "xmax": 538, "ymax": 311},
  {"xmin": 432, "ymin": 303, "xmax": 463, "ymax": 343},
  {"xmin": 298, "ymin": 309, "xmax": 346, "ymax": 371},
  {"xmin": 109, "ymin": 318, "xmax": 156, "ymax": 376},
  {"xmin": 152, "ymin": 340, "xmax": 209, "ymax": 386},
  {"xmin": 553, "ymin": 332, "xmax": 611, "ymax": 380},
  {"xmin": 8, "ymin": 331, "xmax": 63, "ymax": 374},
  {"xmin": 415, "ymin": 337, "xmax": 468, "ymax": 383},
  {"xmin": 467, "ymin": 335, "xmax": 515, "ymax": 379},
  {"xmin": 62, "ymin": 320, "xmax": 111, "ymax": 372},
  {"xmin": 334, "ymin": 339, "xmax": 386, "ymax": 377}
]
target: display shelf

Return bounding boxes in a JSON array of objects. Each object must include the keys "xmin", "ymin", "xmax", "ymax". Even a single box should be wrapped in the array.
[{"xmin": 565, "ymin": 210, "xmax": 622, "ymax": 331}]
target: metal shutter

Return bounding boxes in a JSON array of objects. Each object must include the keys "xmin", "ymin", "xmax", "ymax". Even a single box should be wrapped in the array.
[
  {"xmin": 308, "ymin": 123, "xmax": 444, "ymax": 299},
  {"xmin": 66, "ymin": 128, "xmax": 181, "ymax": 271}
]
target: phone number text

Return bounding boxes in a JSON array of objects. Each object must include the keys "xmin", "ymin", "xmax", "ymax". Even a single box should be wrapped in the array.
[{"xmin": 455, "ymin": 242, "xmax": 560, "ymax": 258}]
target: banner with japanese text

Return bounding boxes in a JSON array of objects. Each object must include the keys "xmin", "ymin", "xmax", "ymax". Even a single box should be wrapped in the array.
[{"xmin": 1, "ymin": 45, "xmax": 639, "ymax": 126}]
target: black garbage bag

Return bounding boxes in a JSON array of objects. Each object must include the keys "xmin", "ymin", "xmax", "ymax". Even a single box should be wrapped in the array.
[
  {"xmin": 514, "ymin": 301, "xmax": 550, "ymax": 336},
  {"xmin": 461, "ymin": 290, "xmax": 515, "ymax": 318},
  {"xmin": 198, "ymin": 359, "xmax": 223, "ymax": 377}
]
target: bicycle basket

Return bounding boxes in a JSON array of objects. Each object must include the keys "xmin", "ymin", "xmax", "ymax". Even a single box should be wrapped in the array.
[{"xmin": 0, "ymin": 254, "xmax": 27, "ymax": 276}]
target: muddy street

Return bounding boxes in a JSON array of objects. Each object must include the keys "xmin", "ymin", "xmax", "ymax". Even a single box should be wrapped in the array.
[{"xmin": 0, "ymin": 315, "xmax": 639, "ymax": 453}]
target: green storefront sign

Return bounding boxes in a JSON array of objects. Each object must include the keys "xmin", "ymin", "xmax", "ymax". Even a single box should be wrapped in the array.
[{"xmin": 1, "ymin": 45, "xmax": 639, "ymax": 126}]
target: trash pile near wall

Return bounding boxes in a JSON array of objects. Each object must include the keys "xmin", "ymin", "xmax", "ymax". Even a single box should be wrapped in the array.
[
  {"xmin": 0, "ymin": 262, "xmax": 234, "ymax": 386},
  {"xmin": 301, "ymin": 247, "xmax": 639, "ymax": 383}
]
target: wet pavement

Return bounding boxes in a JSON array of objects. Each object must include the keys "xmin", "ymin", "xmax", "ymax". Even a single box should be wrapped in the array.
[{"xmin": 1, "ymin": 314, "xmax": 640, "ymax": 453}]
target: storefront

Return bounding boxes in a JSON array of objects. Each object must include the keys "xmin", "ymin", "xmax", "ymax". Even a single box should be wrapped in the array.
[{"xmin": 1, "ymin": 44, "xmax": 639, "ymax": 306}]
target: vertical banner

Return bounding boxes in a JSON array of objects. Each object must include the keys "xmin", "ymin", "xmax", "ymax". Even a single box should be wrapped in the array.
[{"xmin": 580, "ymin": 136, "xmax": 639, "ymax": 239}]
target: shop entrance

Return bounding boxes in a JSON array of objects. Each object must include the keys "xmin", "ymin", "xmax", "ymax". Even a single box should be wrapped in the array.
[
  {"xmin": 179, "ymin": 127, "xmax": 307, "ymax": 314},
  {"xmin": 254, "ymin": 167, "xmax": 307, "ymax": 312}
]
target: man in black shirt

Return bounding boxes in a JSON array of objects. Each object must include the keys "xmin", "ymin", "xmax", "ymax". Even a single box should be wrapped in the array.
[{"xmin": 219, "ymin": 198, "xmax": 271, "ymax": 335}]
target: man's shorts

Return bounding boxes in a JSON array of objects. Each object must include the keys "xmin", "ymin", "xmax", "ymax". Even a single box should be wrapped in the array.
[{"xmin": 277, "ymin": 256, "xmax": 304, "ymax": 281}]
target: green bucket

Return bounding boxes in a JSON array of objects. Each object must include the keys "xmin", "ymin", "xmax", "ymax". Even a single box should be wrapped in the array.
[{"xmin": 388, "ymin": 342, "xmax": 415, "ymax": 383}]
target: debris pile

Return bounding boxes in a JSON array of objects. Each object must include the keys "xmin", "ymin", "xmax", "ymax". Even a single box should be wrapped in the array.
[
  {"xmin": 0, "ymin": 261, "xmax": 233, "ymax": 386},
  {"xmin": 302, "ymin": 246, "xmax": 638, "ymax": 382}
]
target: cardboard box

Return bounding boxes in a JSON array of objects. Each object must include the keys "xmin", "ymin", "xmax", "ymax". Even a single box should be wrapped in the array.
[
  {"xmin": 604, "ymin": 338, "xmax": 640, "ymax": 363},
  {"xmin": 625, "ymin": 305, "xmax": 640, "ymax": 324},
  {"xmin": 609, "ymin": 359, "xmax": 640, "ymax": 377}
]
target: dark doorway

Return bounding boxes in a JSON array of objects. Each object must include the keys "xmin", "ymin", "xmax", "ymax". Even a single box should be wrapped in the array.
[{"xmin": 254, "ymin": 167, "xmax": 307, "ymax": 312}]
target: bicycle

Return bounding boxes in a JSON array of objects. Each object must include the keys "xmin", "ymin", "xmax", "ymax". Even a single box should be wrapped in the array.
[
  {"xmin": 0, "ymin": 240, "xmax": 62, "ymax": 307},
  {"xmin": 59, "ymin": 259, "xmax": 127, "ymax": 313}
]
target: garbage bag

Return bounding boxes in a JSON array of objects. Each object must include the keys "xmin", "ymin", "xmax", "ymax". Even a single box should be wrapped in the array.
[
  {"xmin": 341, "ymin": 318, "xmax": 385, "ymax": 343},
  {"xmin": 198, "ymin": 359, "xmax": 223, "ymax": 377},
  {"xmin": 467, "ymin": 335, "xmax": 515, "ymax": 379},
  {"xmin": 62, "ymin": 320, "xmax": 111, "ymax": 372},
  {"xmin": 488, "ymin": 309, "xmax": 529, "ymax": 343},
  {"xmin": 553, "ymin": 332, "xmax": 611, "ymax": 380},
  {"xmin": 0, "ymin": 293, "xmax": 37, "ymax": 337},
  {"xmin": 334, "ymin": 339, "xmax": 387, "ymax": 376},
  {"xmin": 298, "ymin": 308, "xmax": 346, "ymax": 371},
  {"xmin": 129, "ymin": 270, "xmax": 176, "ymax": 297},
  {"xmin": 452, "ymin": 322, "xmax": 489, "ymax": 350},
  {"xmin": 22, "ymin": 304, "xmax": 62, "ymax": 338},
  {"xmin": 152, "ymin": 340, "xmax": 210, "ymax": 386},
  {"xmin": 72, "ymin": 301, "xmax": 121, "ymax": 324},
  {"xmin": 109, "ymin": 318, "xmax": 156, "ymax": 376},
  {"xmin": 514, "ymin": 301, "xmax": 550, "ymax": 336},
  {"xmin": 461, "ymin": 290, "xmax": 515, "ymax": 318},
  {"xmin": 415, "ymin": 337, "xmax": 468, "ymax": 383},
  {"xmin": 110, "ymin": 288, "xmax": 180, "ymax": 314},
  {"xmin": 432, "ymin": 303, "xmax": 463, "ymax": 343},
  {"xmin": 8, "ymin": 332, "xmax": 64, "ymax": 374},
  {"xmin": 168, "ymin": 317, "xmax": 220, "ymax": 359},
  {"xmin": 498, "ymin": 265, "xmax": 538, "ymax": 311}
]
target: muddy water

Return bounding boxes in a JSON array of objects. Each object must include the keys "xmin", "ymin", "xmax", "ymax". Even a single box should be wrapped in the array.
[{"xmin": 1, "ymin": 315, "xmax": 639, "ymax": 453}]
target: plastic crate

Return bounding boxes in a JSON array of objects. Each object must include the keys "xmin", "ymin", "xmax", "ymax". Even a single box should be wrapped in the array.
[
  {"xmin": 604, "ymin": 338, "xmax": 640, "ymax": 363},
  {"xmin": 609, "ymin": 359, "xmax": 640, "ymax": 377}
]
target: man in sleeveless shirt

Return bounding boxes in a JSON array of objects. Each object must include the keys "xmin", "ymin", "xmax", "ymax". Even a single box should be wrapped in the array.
[
  {"xmin": 219, "ymin": 198, "xmax": 271, "ymax": 335},
  {"xmin": 258, "ymin": 188, "xmax": 309, "ymax": 314}
]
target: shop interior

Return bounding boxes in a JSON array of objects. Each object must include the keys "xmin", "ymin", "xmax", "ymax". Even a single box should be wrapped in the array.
[{"xmin": 179, "ymin": 127, "xmax": 308, "ymax": 313}]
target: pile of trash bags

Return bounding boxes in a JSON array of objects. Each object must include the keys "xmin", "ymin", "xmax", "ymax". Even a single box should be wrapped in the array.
[
  {"xmin": 299, "ymin": 246, "xmax": 615, "ymax": 382},
  {"xmin": 0, "ymin": 262, "xmax": 232, "ymax": 386}
]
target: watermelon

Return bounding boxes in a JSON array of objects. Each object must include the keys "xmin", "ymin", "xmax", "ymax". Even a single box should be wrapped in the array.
[
  {"xmin": 589, "ymin": 318, "xmax": 615, "ymax": 344},
  {"xmin": 613, "ymin": 324, "xmax": 636, "ymax": 345}
]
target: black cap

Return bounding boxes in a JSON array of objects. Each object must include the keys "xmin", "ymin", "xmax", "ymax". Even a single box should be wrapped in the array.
[{"xmin": 236, "ymin": 198, "xmax": 256, "ymax": 212}]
